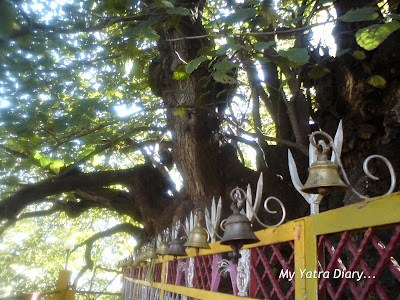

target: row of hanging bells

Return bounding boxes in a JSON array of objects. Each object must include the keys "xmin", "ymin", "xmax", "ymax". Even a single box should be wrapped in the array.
[{"xmin": 149, "ymin": 141, "xmax": 348, "ymax": 263}]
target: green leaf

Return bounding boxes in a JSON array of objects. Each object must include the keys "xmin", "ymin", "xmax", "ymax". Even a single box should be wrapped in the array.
[
  {"xmin": 173, "ymin": 107, "xmax": 186, "ymax": 117},
  {"xmin": 256, "ymin": 57, "xmax": 269, "ymax": 64},
  {"xmin": 308, "ymin": 65, "xmax": 331, "ymax": 79},
  {"xmin": 224, "ymin": 8, "xmax": 257, "ymax": 25},
  {"xmin": 352, "ymin": 50, "xmax": 367, "ymax": 60},
  {"xmin": 388, "ymin": 13, "xmax": 400, "ymax": 21},
  {"xmin": 50, "ymin": 158, "xmax": 64, "ymax": 174},
  {"xmin": 40, "ymin": 157, "xmax": 51, "ymax": 167},
  {"xmin": 34, "ymin": 152, "xmax": 42, "ymax": 160},
  {"xmin": 155, "ymin": 0, "xmax": 174, "ymax": 8},
  {"xmin": 368, "ymin": 75, "xmax": 387, "ymax": 88},
  {"xmin": 283, "ymin": 16, "xmax": 304, "ymax": 26},
  {"xmin": 0, "ymin": 1, "xmax": 15, "ymax": 40},
  {"xmin": 214, "ymin": 60, "xmax": 236, "ymax": 71},
  {"xmin": 336, "ymin": 49, "xmax": 350, "ymax": 57},
  {"xmin": 185, "ymin": 56, "xmax": 208, "ymax": 74},
  {"xmin": 115, "ymin": 90, "xmax": 124, "ymax": 99},
  {"xmin": 341, "ymin": 7, "xmax": 379, "ymax": 22},
  {"xmin": 253, "ymin": 41, "xmax": 275, "ymax": 51},
  {"xmin": 212, "ymin": 71, "xmax": 237, "ymax": 84},
  {"xmin": 166, "ymin": 7, "xmax": 190, "ymax": 16},
  {"xmin": 216, "ymin": 43, "xmax": 242, "ymax": 55},
  {"xmin": 356, "ymin": 21, "xmax": 400, "ymax": 51},
  {"xmin": 278, "ymin": 48, "xmax": 310, "ymax": 65},
  {"xmin": 162, "ymin": 0, "xmax": 174, "ymax": 8},
  {"xmin": 173, "ymin": 65, "xmax": 190, "ymax": 80}
]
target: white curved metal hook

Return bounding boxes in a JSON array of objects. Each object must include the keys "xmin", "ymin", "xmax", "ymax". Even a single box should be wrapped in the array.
[
  {"xmin": 229, "ymin": 187, "xmax": 286, "ymax": 228},
  {"xmin": 332, "ymin": 147, "xmax": 397, "ymax": 199}
]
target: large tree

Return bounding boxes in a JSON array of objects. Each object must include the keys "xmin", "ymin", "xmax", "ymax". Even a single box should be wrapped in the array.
[{"xmin": 1, "ymin": 0, "xmax": 399, "ymax": 294}]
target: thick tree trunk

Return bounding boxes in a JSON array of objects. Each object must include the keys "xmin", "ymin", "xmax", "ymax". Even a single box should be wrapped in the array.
[{"xmin": 314, "ymin": 0, "xmax": 400, "ymax": 209}]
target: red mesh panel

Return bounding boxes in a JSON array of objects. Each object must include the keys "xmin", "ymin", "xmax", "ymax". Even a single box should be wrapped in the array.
[
  {"xmin": 141, "ymin": 265, "xmax": 148, "ymax": 280},
  {"xmin": 249, "ymin": 241, "xmax": 295, "ymax": 299},
  {"xmin": 155, "ymin": 262, "xmax": 163, "ymax": 282},
  {"xmin": 129, "ymin": 267, "xmax": 139, "ymax": 280},
  {"xmin": 193, "ymin": 254, "xmax": 213, "ymax": 290},
  {"xmin": 318, "ymin": 223, "xmax": 400, "ymax": 299},
  {"xmin": 166, "ymin": 260, "xmax": 177, "ymax": 284}
]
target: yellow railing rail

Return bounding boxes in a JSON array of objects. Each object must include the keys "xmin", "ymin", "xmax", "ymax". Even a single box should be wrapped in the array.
[{"xmin": 123, "ymin": 192, "xmax": 400, "ymax": 300}]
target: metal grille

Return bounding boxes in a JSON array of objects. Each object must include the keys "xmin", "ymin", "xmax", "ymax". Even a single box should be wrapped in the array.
[
  {"xmin": 318, "ymin": 223, "xmax": 400, "ymax": 299},
  {"xmin": 149, "ymin": 287, "xmax": 162, "ymax": 300},
  {"xmin": 155, "ymin": 262, "xmax": 163, "ymax": 282},
  {"xmin": 193, "ymin": 254, "xmax": 213, "ymax": 290},
  {"xmin": 249, "ymin": 241, "xmax": 295, "ymax": 299},
  {"xmin": 163, "ymin": 291, "xmax": 188, "ymax": 300}
]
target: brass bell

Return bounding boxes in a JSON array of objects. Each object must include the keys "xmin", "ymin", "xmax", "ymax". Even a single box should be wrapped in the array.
[
  {"xmin": 166, "ymin": 237, "xmax": 187, "ymax": 258},
  {"xmin": 184, "ymin": 211, "xmax": 210, "ymax": 253},
  {"xmin": 156, "ymin": 241, "xmax": 169, "ymax": 256},
  {"xmin": 221, "ymin": 200, "xmax": 259, "ymax": 264},
  {"xmin": 301, "ymin": 146, "xmax": 348, "ymax": 196},
  {"xmin": 145, "ymin": 244, "xmax": 157, "ymax": 260}
]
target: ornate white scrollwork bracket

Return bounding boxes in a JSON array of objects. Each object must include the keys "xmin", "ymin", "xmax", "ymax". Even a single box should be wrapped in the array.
[
  {"xmin": 236, "ymin": 249, "xmax": 251, "ymax": 297},
  {"xmin": 289, "ymin": 120, "xmax": 396, "ymax": 215}
]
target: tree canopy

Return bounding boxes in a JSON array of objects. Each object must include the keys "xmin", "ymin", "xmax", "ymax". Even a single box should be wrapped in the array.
[{"xmin": 1, "ymin": 0, "xmax": 400, "ymax": 296}]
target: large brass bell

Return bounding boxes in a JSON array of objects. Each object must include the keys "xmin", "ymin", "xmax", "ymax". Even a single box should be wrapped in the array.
[
  {"xmin": 184, "ymin": 210, "xmax": 210, "ymax": 254},
  {"xmin": 166, "ymin": 237, "xmax": 187, "ymax": 258},
  {"xmin": 221, "ymin": 196, "xmax": 259, "ymax": 264},
  {"xmin": 301, "ymin": 146, "xmax": 348, "ymax": 196}
]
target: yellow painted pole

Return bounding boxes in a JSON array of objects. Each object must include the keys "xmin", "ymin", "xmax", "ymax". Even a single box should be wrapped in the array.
[
  {"xmin": 294, "ymin": 218, "xmax": 318, "ymax": 300},
  {"xmin": 160, "ymin": 260, "xmax": 166, "ymax": 300},
  {"xmin": 304, "ymin": 217, "xmax": 318, "ymax": 299},
  {"xmin": 54, "ymin": 270, "xmax": 75, "ymax": 300},
  {"xmin": 294, "ymin": 219, "xmax": 306, "ymax": 299}
]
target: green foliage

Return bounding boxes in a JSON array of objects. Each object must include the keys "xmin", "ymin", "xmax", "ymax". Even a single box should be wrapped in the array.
[
  {"xmin": 173, "ymin": 107, "xmax": 186, "ymax": 117},
  {"xmin": 0, "ymin": 208, "xmax": 137, "ymax": 296},
  {"xmin": 166, "ymin": 7, "xmax": 190, "ymax": 16},
  {"xmin": 278, "ymin": 48, "xmax": 310, "ymax": 66},
  {"xmin": 216, "ymin": 42, "xmax": 242, "ymax": 55},
  {"xmin": 253, "ymin": 41, "xmax": 275, "ymax": 51},
  {"xmin": 352, "ymin": 50, "xmax": 367, "ymax": 60},
  {"xmin": 341, "ymin": 7, "xmax": 379, "ymax": 22},
  {"xmin": 223, "ymin": 8, "xmax": 257, "ymax": 25},
  {"xmin": 368, "ymin": 75, "xmax": 387, "ymax": 88},
  {"xmin": 212, "ymin": 60, "xmax": 237, "ymax": 84},
  {"xmin": 173, "ymin": 65, "xmax": 190, "ymax": 80},
  {"xmin": 0, "ymin": 1, "xmax": 16, "ymax": 40},
  {"xmin": 0, "ymin": 0, "xmax": 399, "ymax": 296},
  {"xmin": 308, "ymin": 65, "xmax": 331, "ymax": 79},
  {"xmin": 185, "ymin": 56, "xmax": 209, "ymax": 74},
  {"xmin": 356, "ymin": 21, "xmax": 400, "ymax": 50}
]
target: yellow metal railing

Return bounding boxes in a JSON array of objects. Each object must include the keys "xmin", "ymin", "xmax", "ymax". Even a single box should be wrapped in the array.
[{"xmin": 123, "ymin": 192, "xmax": 400, "ymax": 300}]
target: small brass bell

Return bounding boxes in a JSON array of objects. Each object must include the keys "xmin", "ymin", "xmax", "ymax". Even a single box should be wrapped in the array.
[
  {"xmin": 156, "ymin": 241, "xmax": 169, "ymax": 256},
  {"xmin": 221, "ymin": 200, "xmax": 259, "ymax": 264},
  {"xmin": 166, "ymin": 237, "xmax": 187, "ymax": 258},
  {"xmin": 136, "ymin": 252, "xmax": 143, "ymax": 262},
  {"xmin": 301, "ymin": 146, "xmax": 348, "ymax": 196},
  {"xmin": 184, "ymin": 210, "xmax": 210, "ymax": 254}
]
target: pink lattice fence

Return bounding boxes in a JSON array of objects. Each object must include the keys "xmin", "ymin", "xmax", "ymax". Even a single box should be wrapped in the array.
[
  {"xmin": 318, "ymin": 223, "xmax": 400, "ymax": 300},
  {"xmin": 121, "ymin": 193, "xmax": 400, "ymax": 300}
]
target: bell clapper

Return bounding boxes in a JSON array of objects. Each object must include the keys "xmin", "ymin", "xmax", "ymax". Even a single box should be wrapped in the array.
[{"xmin": 228, "ymin": 241, "xmax": 244, "ymax": 264}]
